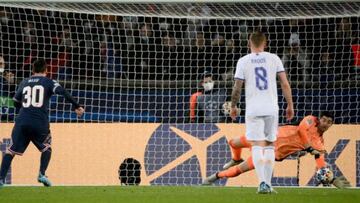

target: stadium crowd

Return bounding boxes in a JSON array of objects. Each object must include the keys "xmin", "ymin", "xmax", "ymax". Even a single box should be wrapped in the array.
[{"xmin": 0, "ymin": 6, "xmax": 358, "ymax": 85}]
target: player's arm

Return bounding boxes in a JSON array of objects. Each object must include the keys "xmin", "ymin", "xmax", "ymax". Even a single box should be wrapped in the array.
[
  {"xmin": 230, "ymin": 79, "xmax": 243, "ymax": 120},
  {"xmin": 189, "ymin": 92, "xmax": 200, "ymax": 123},
  {"xmin": 230, "ymin": 59, "xmax": 244, "ymax": 121},
  {"xmin": 314, "ymin": 154, "xmax": 327, "ymax": 169},
  {"xmin": 57, "ymin": 88, "xmax": 84, "ymax": 117},
  {"xmin": 52, "ymin": 81, "xmax": 84, "ymax": 117},
  {"xmin": 275, "ymin": 55, "xmax": 294, "ymax": 121},
  {"xmin": 278, "ymin": 72, "xmax": 294, "ymax": 121},
  {"xmin": 298, "ymin": 116, "xmax": 323, "ymax": 155}
]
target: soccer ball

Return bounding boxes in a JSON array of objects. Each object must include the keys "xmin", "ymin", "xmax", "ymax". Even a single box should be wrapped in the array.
[
  {"xmin": 315, "ymin": 167, "xmax": 334, "ymax": 185},
  {"xmin": 222, "ymin": 101, "xmax": 240, "ymax": 116},
  {"xmin": 222, "ymin": 101, "xmax": 232, "ymax": 115}
]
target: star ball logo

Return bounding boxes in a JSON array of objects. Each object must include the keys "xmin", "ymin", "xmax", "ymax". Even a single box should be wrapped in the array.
[{"xmin": 144, "ymin": 124, "xmax": 231, "ymax": 186}]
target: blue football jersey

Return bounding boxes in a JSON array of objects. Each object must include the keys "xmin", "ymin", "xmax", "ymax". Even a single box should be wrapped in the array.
[{"xmin": 13, "ymin": 76, "xmax": 64, "ymax": 123}]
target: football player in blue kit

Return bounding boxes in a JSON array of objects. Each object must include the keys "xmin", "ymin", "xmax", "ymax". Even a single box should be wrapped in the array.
[{"xmin": 0, "ymin": 59, "xmax": 84, "ymax": 187}]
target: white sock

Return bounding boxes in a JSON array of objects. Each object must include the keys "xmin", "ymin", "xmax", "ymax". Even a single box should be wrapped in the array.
[
  {"xmin": 263, "ymin": 146, "xmax": 275, "ymax": 186},
  {"xmin": 252, "ymin": 146, "xmax": 265, "ymax": 184}
]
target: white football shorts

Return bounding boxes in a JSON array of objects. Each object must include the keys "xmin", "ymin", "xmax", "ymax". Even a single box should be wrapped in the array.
[{"xmin": 245, "ymin": 115, "xmax": 278, "ymax": 142}]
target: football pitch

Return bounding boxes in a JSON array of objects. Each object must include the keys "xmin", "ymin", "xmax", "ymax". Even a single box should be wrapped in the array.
[{"xmin": 1, "ymin": 186, "xmax": 360, "ymax": 203}]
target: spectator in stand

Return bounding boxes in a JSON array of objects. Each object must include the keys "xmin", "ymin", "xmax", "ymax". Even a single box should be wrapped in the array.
[
  {"xmin": 282, "ymin": 33, "xmax": 310, "ymax": 82},
  {"xmin": 0, "ymin": 8, "xmax": 20, "ymax": 75},
  {"xmin": 0, "ymin": 55, "xmax": 16, "ymax": 121},
  {"xmin": 23, "ymin": 22, "xmax": 36, "ymax": 44},
  {"xmin": 0, "ymin": 9, "xmax": 10, "ymax": 26},
  {"xmin": 157, "ymin": 32, "xmax": 186, "ymax": 80},
  {"xmin": 48, "ymin": 46, "xmax": 69, "ymax": 80},
  {"xmin": 210, "ymin": 33, "xmax": 227, "ymax": 80},
  {"xmin": 330, "ymin": 18, "xmax": 356, "ymax": 80},
  {"xmin": 158, "ymin": 18, "xmax": 171, "ymax": 31},
  {"xmin": 100, "ymin": 33, "xmax": 122, "ymax": 79},
  {"xmin": 119, "ymin": 16, "xmax": 137, "ymax": 79},
  {"xmin": 18, "ymin": 21, "xmax": 38, "ymax": 79},
  {"xmin": 60, "ymin": 27, "xmax": 77, "ymax": 51},
  {"xmin": 190, "ymin": 32, "xmax": 211, "ymax": 80},
  {"xmin": 134, "ymin": 23, "xmax": 156, "ymax": 80},
  {"xmin": 0, "ymin": 56, "xmax": 15, "ymax": 96},
  {"xmin": 312, "ymin": 49, "xmax": 336, "ymax": 82},
  {"xmin": 351, "ymin": 44, "xmax": 360, "ymax": 76},
  {"xmin": 184, "ymin": 5, "xmax": 211, "ymax": 46},
  {"xmin": 121, "ymin": 16, "xmax": 138, "ymax": 51},
  {"xmin": 157, "ymin": 32, "xmax": 176, "ymax": 80},
  {"xmin": 189, "ymin": 71, "xmax": 229, "ymax": 123},
  {"xmin": 219, "ymin": 38, "xmax": 241, "ymax": 81}
]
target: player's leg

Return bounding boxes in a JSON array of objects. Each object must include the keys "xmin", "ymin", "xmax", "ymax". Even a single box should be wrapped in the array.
[
  {"xmin": 262, "ymin": 115, "xmax": 278, "ymax": 193},
  {"xmin": 202, "ymin": 156, "xmax": 254, "ymax": 185},
  {"xmin": 223, "ymin": 136, "xmax": 251, "ymax": 169},
  {"xmin": 40, "ymin": 148, "xmax": 51, "ymax": 176},
  {"xmin": 252, "ymin": 142, "xmax": 270, "ymax": 194},
  {"xmin": 37, "ymin": 149, "xmax": 52, "ymax": 187},
  {"xmin": 32, "ymin": 127, "xmax": 52, "ymax": 187},
  {"xmin": 39, "ymin": 132, "xmax": 52, "ymax": 177},
  {"xmin": 0, "ymin": 124, "xmax": 30, "ymax": 186},
  {"xmin": 246, "ymin": 116, "xmax": 269, "ymax": 193},
  {"xmin": 0, "ymin": 153, "xmax": 14, "ymax": 187},
  {"xmin": 218, "ymin": 156, "xmax": 254, "ymax": 178}
]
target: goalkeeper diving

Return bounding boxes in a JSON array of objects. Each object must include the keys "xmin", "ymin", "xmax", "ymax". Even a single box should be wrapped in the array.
[{"xmin": 203, "ymin": 111, "xmax": 351, "ymax": 188}]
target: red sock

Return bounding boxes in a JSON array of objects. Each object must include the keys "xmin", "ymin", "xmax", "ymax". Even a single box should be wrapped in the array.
[{"xmin": 218, "ymin": 166, "xmax": 242, "ymax": 178}]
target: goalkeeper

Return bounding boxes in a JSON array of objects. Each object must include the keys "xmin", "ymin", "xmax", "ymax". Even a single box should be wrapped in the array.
[{"xmin": 203, "ymin": 111, "xmax": 351, "ymax": 188}]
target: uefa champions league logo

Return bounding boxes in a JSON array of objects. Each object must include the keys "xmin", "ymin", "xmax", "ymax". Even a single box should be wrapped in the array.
[{"xmin": 144, "ymin": 124, "xmax": 231, "ymax": 186}]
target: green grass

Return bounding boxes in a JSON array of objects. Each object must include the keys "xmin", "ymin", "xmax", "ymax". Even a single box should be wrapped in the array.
[{"xmin": 0, "ymin": 186, "xmax": 359, "ymax": 203}]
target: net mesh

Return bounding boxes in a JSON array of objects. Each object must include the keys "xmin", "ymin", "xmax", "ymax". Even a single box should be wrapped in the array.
[{"xmin": 0, "ymin": 1, "xmax": 359, "ymax": 186}]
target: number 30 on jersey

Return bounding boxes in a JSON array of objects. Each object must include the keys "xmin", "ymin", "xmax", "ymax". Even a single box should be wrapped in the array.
[{"xmin": 22, "ymin": 85, "xmax": 44, "ymax": 108}]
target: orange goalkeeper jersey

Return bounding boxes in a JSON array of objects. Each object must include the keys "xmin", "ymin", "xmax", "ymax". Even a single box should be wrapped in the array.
[{"xmin": 275, "ymin": 115, "xmax": 326, "ymax": 168}]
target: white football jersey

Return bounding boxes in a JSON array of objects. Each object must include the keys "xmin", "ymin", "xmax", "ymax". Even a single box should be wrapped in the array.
[{"xmin": 234, "ymin": 51, "xmax": 285, "ymax": 116}]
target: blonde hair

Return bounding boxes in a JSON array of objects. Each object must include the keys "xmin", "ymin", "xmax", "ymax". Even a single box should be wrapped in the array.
[{"xmin": 250, "ymin": 31, "xmax": 266, "ymax": 48}]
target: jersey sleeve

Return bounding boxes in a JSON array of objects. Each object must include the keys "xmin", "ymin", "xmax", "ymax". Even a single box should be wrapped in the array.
[
  {"xmin": 298, "ymin": 116, "xmax": 316, "ymax": 147},
  {"xmin": 234, "ymin": 59, "xmax": 245, "ymax": 80},
  {"xmin": 13, "ymin": 80, "xmax": 26, "ymax": 103},
  {"xmin": 50, "ymin": 80, "xmax": 63, "ymax": 94},
  {"xmin": 50, "ymin": 79, "xmax": 80, "ymax": 109},
  {"xmin": 311, "ymin": 133, "xmax": 326, "ymax": 152},
  {"xmin": 274, "ymin": 55, "xmax": 285, "ymax": 73}
]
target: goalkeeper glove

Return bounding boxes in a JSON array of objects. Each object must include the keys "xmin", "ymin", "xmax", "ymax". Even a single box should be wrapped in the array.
[
  {"xmin": 305, "ymin": 147, "xmax": 321, "ymax": 156},
  {"xmin": 331, "ymin": 176, "xmax": 351, "ymax": 189}
]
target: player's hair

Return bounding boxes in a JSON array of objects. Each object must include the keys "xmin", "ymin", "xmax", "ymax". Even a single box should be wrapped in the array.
[
  {"xmin": 32, "ymin": 59, "xmax": 47, "ymax": 73},
  {"xmin": 320, "ymin": 111, "xmax": 334, "ymax": 121},
  {"xmin": 200, "ymin": 71, "xmax": 212, "ymax": 81},
  {"xmin": 249, "ymin": 31, "xmax": 267, "ymax": 48}
]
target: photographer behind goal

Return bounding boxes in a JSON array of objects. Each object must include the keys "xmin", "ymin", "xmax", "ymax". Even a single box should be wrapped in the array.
[{"xmin": 189, "ymin": 71, "xmax": 234, "ymax": 123}]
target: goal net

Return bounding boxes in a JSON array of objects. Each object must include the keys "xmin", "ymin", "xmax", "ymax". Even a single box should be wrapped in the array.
[{"xmin": 0, "ymin": 0, "xmax": 359, "ymax": 187}]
